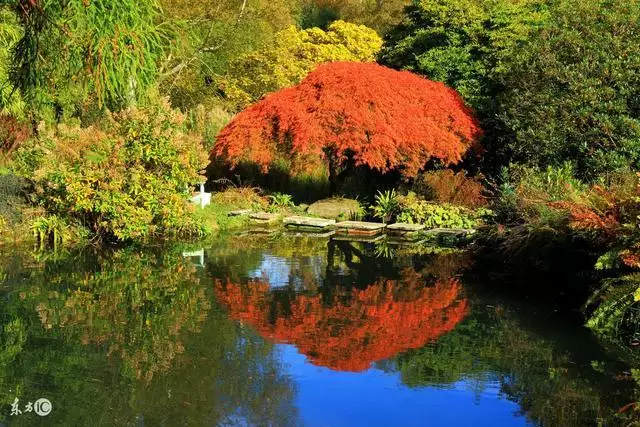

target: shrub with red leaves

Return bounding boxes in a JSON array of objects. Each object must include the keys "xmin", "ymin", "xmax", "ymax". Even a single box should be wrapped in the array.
[
  {"xmin": 0, "ymin": 115, "xmax": 31, "ymax": 156},
  {"xmin": 213, "ymin": 62, "xmax": 482, "ymax": 187},
  {"xmin": 549, "ymin": 176, "xmax": 640, "ymax": 271},
  {"xmin": 414, "ymin": 169, "xmax": 487, "ymax": 208}
]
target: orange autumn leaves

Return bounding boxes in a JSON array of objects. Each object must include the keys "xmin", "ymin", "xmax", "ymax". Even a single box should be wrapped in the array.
[
  {"xmin": 550, "ymin": 180, "xmax": 640, "ymax": 270},
  {"xmin": 214, "ymin": 272, "xmax": 468, "ymax": 372},
  {"xmin": 213, "ymin": 62, "xmax": 482, "ymax": 179}
]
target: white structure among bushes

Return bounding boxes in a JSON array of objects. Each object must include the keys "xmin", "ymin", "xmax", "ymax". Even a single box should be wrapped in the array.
[{"xmin": 189, "ymin": 183, "xmax": 211, "ymax": 208}]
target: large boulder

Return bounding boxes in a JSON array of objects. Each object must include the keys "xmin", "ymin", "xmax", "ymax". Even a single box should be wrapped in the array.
[{"xmin": 307, "ymin": 198, "xmax": 361, "ymax": 220}]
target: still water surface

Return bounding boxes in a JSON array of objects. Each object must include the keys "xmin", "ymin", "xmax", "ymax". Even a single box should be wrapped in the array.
[{"xmin": 0, "ymin": 233, "xmax": 635, "ymax": 426}]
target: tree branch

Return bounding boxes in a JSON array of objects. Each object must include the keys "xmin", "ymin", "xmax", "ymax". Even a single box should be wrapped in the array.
[
  {"xmin": 159, "ymin": 0, "xmax": 248, "ymax": 81},
  {"xmin": 196, "ymin": 0, "xmax": 247, "ymax": 54}
]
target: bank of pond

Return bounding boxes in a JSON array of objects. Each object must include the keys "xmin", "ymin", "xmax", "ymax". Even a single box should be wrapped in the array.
[{"xmin": 0, "ymin": 232, "xmax": 638, "ymax": 425}]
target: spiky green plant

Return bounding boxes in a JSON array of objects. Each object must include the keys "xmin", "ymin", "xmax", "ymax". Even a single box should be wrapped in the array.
[
  {"xmin": 268, "ymin": 192, "xmax": 295, "ymax": 211},
  {"xmin": 371, "ymin": 189, "xmax": 400, "ymax": 223},
  {"xmin": 31, "ymin": 215, "xmax": 69, "ymax": 250}
]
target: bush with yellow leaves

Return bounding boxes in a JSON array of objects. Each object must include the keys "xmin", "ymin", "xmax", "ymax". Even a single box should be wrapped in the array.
[
  {"xmin": 220, "ymin": 20, "xmax": 382, "ymax": 109},
  {"xmin": 14, "ymin": 100, "xmax": 209, "ymax": 242}
]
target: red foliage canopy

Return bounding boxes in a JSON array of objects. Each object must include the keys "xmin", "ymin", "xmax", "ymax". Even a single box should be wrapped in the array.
[
  {"xmin": 214, "ymin": 273, "xmax": 468, "ymax": 372},
  {"xmin": 214, "ymin": 62, "xmax": 482, "ymax": 179}
]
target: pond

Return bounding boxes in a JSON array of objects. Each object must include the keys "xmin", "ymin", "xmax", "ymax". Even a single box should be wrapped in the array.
[{"xmin": 0, "ymin": 233, "xmax": 636, "ymax": 426}]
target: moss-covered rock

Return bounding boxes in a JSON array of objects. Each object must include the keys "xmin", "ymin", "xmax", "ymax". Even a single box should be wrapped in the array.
[{"xmin": 307, "ymin": 198, "xmax": 361, "ymax": 220}]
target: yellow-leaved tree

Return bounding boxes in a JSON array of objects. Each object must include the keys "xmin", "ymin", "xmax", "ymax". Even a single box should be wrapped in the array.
[{"xmin": 219, "ymin": 20, "xmax": 382, "ymax": 109}]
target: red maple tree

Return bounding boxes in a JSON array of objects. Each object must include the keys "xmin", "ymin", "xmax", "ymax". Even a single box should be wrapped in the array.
[
  {"xmin": 213, "ymin": 62, "xmax": 482, "ymax": 185},
  {"xmin": 214, "ymin": 271, "xmax": 468, "ymax": 372}
]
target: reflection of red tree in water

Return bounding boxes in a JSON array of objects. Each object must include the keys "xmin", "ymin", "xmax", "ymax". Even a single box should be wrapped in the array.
[{"xmin": 214, "ymin": 272, "xmax": 468, "ymax": 372}]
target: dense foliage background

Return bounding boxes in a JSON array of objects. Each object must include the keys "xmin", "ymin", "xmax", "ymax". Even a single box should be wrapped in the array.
[
  {"xmin": 1, "ymin": 0, "xmax": 640, "ymax": 421},
  {"xmin": 2, "ymin": 0, "xmax": 638, "ymax": 185},
  {"xmin": 0, "ymin": 0, "xmax": 639, "ymax": 255},
  {"xmin": 381, "ymin": 0, "xmax": 640, "ymax": 180}
]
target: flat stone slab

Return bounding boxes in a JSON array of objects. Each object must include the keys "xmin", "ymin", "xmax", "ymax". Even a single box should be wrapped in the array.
[
  {"xmin": 331, "ymin": 234, "xmax": 385, "ymax": 243},
  {"xmin": 228, "ymin": 209, "xmax": 252, "ymax": 217},
  {"xmin": 249, "ymin": 212, "xmax": 280, "ymax": 223},
  {"xmin": 387, "ymin": 223, "xmax": 425, "ymax": 232},
  {"xmin": 424, "ymin": 227, "xmax": 476, "ymax": 236},
  {"xmin": 283, "ymin": 216, "xmax": 336, "ymax": 228},
  {"xmin": 335, "ymin": 221, "xmax": 386, "ymax": 231}
]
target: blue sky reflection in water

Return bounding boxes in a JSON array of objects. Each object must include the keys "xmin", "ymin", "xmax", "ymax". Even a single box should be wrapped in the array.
[
  {"xmin": 0, "ymin": 234, "xmax": 635, "ymax": 426},
  {"xmin": 278, "ymin": 343, "xmax": 531, "ymax": 427}
]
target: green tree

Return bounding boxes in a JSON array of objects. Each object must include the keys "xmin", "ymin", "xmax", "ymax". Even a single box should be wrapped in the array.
[
  {"xmin": 379, "ymin": 0, "xmax": 549, "ymax": 109},
  {"xmin": 0, "ymin": 6, "xmax": 25, "ymax": 118},
  {"xmin": 158, "ymin": 0, "xmax": 300, "ymax": 111},
  {"xmin": 299, "ymin": 0, "xmax": 409, "ymax": 35},
  {"xmin": 220, "ymin": 20, "xmax": 382, "ymax": 109},
  {"xmin": 494, "ymin": 0, "xmax": 640, "ymax": 180},
  {"xmin": 382, "ymin": 0, "xmax": 640, "ymax": 180},
  {"xmin": 7, "ymin": 0, "xmax": 167, "ymax": 119}
]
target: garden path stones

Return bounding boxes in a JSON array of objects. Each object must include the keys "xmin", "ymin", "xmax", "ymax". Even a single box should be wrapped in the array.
[
  {"xmin": 387, "ymin": 222, "xmax": 425, "ymax": 241},
  {"xmin": 387, "ymin": 223, "xmax": 425, "ymax": 232},
  {"xmin": 283, "ymin": 216, "xmax": 336, "ymax": 231},
  {"xmin": 423, "ymin": 227, "xmax": 475, "ymax": 236},
  {"xmin": 335, "ymin": 221, "xmax": 386, "ymax": 236},
  {"xmin": 249, "ymin": 212, "xmax": 280, "ymax": 224}
]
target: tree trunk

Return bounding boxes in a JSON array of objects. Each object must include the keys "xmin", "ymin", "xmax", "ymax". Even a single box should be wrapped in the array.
[{"xmin": 327, "ymin": 151, "xmax": 338, "ymax": 194}]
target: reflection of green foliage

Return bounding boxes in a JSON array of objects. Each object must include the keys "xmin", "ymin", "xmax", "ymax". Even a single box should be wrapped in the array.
[
  {"xmin": 394, "ymin": 305, "xmax": 626, "ymax": 426},
  {"xmin": 35, "ymin": 249, "xmax": 210, "ymax": 382},
  {"xmin": 374, "ymin": 239, "xmax": 396, "ymax": 259},
  {"xmin": 0, "ymin": 318, "xmax": 25, "ymax": 366},
  {"xmin": 133, "ymin": 312, "xmax": 298, "ymax": 426},
  {"xmin": 206, "ymin": 233, "xmax": 330, "ymax": 286},
  {"xmin": 0, "ymin": 245, "xmax": 298, "ymax": 425}
]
